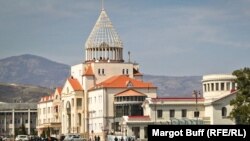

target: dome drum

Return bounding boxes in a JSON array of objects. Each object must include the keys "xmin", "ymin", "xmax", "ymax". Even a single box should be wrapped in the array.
[{"xmin": 85, "ymin": 10, "xmax": 123, "ymax": 63}]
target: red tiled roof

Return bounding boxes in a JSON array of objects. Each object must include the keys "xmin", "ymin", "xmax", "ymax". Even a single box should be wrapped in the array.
[
  {"xmin": 115, "ymin": 89, "xmax": 146, "ymax": 97},
  {"xmin": 94, "ymin": 75, "xmax": 155, "ymax": 88},
  {"xmin": 68, "ymin": 77, "xmax": 83, "ymax": 91},
  {"xmin": 84, "ymin": 65, "xmax": 94, "ymax": 76},
  {"xmin": 56, "ymin": 87, "xmax": 63, "ymax": 95},
  {"xmin": 128, "ymin": 116, "xmax": 151, "ymax": 121}
]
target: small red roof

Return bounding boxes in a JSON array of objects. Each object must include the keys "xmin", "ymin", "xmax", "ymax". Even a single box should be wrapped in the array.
[
  {"xmin": 83, "ymin": 65, "xmax": 94, "ymax": 76},
  {"xmin": 115, "ymin": 89, "xmax": 146, "ymax": 97},
  {"xmin": 68, "ymin": 77, "xmax": 83, "ymax": 91},
  {"xmin": 128, "ymin": 116, "xmax": 151, "ymax": 121},
  {"xmin": 56, "ymin": 87, "xmax": 63, "ymax": 95},
  {"xmin": 94, "ymin": 75, "xmax": 155, "ymax": 88}
]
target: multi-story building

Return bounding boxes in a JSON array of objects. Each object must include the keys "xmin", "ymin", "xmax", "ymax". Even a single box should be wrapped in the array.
[
  {"xmin": 37, "ymin": 5, "xmax": 238, "ymax": 141},
  {"xmin": 37, "ymin": 7, "xmax": 157, "ymax": 141},
  {"xmin": 121, "ymin": 74, "xmax": 237, "ymax": 140},
  {"xmin": 37, "ymin": 88, "xmax": 62, "ymax": 138},
  {"xmin": 0, "ymin": 102, "xmax": 37, "ymax": 137}
]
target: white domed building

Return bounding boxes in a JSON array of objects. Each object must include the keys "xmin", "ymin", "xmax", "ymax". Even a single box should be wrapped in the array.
[{"xmin": 37, "ymin": 8, "xmax": 157, "ymax": 141}]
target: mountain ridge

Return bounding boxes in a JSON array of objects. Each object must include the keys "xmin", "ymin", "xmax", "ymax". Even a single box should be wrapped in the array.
[{"xmin": 0, "ymin": 54, "xmax": 202, "ymax": 100}]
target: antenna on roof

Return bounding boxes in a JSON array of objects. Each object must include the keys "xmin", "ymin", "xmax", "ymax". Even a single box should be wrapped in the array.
[
  {"xmin": 101, "ymin": 0, "xmax": 105, "ymax": 10},
  {"xmin": 128, "ymin": 51, "xmax": 131, "ymax": 63}
]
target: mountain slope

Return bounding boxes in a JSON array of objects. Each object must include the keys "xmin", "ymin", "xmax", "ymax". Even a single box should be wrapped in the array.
[
  {"xmin": 0, "ymin": 54, "xmax": 70, "ymax": 88},
  {"xmin": 0, "ymin": 54, "xmax": 202, "ymax": 98},
  {"xmin": 144, "ymin": 75, "xmax": 202, "ymax": 97},
  {"xmin": 0, "ymin": 83, "xmax": 52, "ymax": 103}
]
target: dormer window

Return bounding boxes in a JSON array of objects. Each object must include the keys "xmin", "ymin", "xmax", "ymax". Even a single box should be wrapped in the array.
[{"xmin": 127, "ymin": 81, "xmax": 133, "ymax": 88}]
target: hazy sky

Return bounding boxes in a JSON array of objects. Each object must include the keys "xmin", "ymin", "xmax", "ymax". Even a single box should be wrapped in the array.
[{"xmin": 0, "ymin": 0, "xmax": 249, "ymax": 76}]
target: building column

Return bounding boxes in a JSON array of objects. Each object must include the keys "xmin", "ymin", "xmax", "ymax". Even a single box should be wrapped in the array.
[
  {"xmin": 28, "ymin": 109, "xmax": 31, "ymax": 135},
  {"xmin": 12, "ymin": 109, "xmax": 15, "ymax": 135},
  {"xmin": 140, "ymin": 126, "xmax": 145, "ymax": 139},
  {"xmin": 4, "ymin": 112, "xmax": 7, "ymax": 135}
]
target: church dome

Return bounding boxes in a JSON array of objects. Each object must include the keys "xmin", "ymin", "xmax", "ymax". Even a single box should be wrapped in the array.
[
  {"xmin": 85, "ymin": 10, "xmax": 124, "ymax": 62},
  {"xmin": 85, "ymin": 10, "xmax": 123, "ymax": 49}
]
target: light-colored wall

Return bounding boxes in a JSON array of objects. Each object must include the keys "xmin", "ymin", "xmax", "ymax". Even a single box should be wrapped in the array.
[{"xmin": 211, "ymin": 94, "xmax": 235, "ymax": 125}]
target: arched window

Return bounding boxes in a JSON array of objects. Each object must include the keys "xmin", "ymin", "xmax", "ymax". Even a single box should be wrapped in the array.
[{"xmin": 222, "ymin": 107, "xmax": 227, "ymax": 117}]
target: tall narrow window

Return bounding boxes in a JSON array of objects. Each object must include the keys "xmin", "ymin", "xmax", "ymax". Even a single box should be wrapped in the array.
[
  {"xmin": 98, "ymin": 69, "xmax": 101, "ymax": 74},
  {"xmin": 226, "ymin": 82, "xmax": 230, "ymax": 91},
  {"xmin": 211, "ymin": 83, "xmax": 214, "ymax": 91},
  {"xmin": 170, "ymin": 109, "xmax": 175, "ymax": 118},
  {"xmin": 221, "ymin": 83, "xmax": 225, "ymax": 91},
  {"xmin": 181, "ymin": 109, "xmax": 187, "ymax": 118},
  {"xmin": 216, "ymin": 83, "xmax": 219, "ymax": 91},
  {"xmin": 157, "ymin": 110, "xmax": 163, "ymax": 118},
  {"xmin": 102, "ymin": 69, "xmax": 105, "ymax": 74},
  {"xmin": 222, "ymin": 107, "xmax": 227, "ymax": 117}
]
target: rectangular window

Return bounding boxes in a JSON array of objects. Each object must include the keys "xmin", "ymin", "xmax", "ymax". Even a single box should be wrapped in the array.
[
  {"xmin": 77, "ymin": 98, "xmax": 82, "ymax": 108},
  {"xmin": 203, "ymin": 84, "xmax": 206, "ymax": 92},
  {"xmin": 226, "ymin": 82, "xmax": 230, "ymax": 91},
  {"xmin": 170, "ymin": 109, "xmax": 175, "ymax": 118},
  {"xmin": 216, "ymin": 83, "xmax": 219, "ymax": 91},
  {"xmin": 211, "ymin": 83, "xmax": 214, "ymax": 91},
  {"xmin": 181, "ymin": 109, "xmax": 187, "ymax": 118},
  {"xmin": 194, "ymin": 111, "xmax": 199, "ymax": 117},
  {"xmin": 207, "ymin": 84, "xmax": 210, "ymax": 91},
  {"xmin": 221, "ymin": 83, "xmax": 225, "ymax": 91},
  {"xmin": 157, "ymin": 110, "xmax": 163, "ymax": 118}
]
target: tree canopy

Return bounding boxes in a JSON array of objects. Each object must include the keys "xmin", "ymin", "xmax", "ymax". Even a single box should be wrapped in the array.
[{"xmin": 230, "ymin": 67, "xmax": 250, "ymax": 124}]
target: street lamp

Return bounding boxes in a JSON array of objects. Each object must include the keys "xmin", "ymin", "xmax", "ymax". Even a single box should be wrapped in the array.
[{"xmin": 192, "ymin": 90, "xmax": 201, "ymax": 125}]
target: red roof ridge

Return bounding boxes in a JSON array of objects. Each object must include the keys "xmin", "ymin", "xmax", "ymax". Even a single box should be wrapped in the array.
[
  {"xmin": 94, "ymin": 75, "xmax": 155, "ymax": 88},
  {"xmin": 67, "ymin": 76, "xmax": 83, "ymax": 91},
  {"xmin": 115, "ymin": 89, "xmax": 146, "ymax": 97},
  {"xmin": 84, "ymin": 65, "xmax": 94, "ymax": 76}
]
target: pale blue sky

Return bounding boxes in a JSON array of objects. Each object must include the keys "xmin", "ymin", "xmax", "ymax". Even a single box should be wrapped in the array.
[{"xmin": 0, "ymin": 0, "xmax": 249, "ymax": 76}]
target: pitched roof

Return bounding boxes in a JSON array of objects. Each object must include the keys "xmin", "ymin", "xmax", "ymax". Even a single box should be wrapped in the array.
[
  {"xmin": 83, "ymin": 65, "xmax": 94, "ymax": 76},
  {"xmin": 94, "ymin": 75, "xmax": 155, "ymax": 88},
  {"xmin": 115, "ymin": 89, "xmax": 146, "ymax": 97},
  {"xmin": 67, "ymin": 77, "xmax": 83, "ymax": 91},
  {"xmin": 85, "ymin": 10, "xmax": 123, "ymax": 49},
  {"xmin": 56, "ymin": 87, "xmax": 63, "ymax": 95},
  {"xmin": 133, "ymin": 68, "xmax": 143, "ymax": 76},
  {"xmin": 212, "ymin": 91, "xmax": 237, "ymax": 103}
]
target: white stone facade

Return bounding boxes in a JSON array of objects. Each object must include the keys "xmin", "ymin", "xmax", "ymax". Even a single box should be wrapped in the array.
[{"xmin": 0, "ymin": 102, "xmax": 37, "ymax": 137}]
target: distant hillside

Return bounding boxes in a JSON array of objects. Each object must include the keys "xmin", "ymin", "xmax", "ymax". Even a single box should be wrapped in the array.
[
  {"xmin": 0, "ymin": 54, "xmax": 202, "ymax": 98},
  {"xmin": 0, "ymin": 54, "xmax": 70, "ymax": 88},
  {"xmin": 0, "ymin": 83, "xmax": 52, "ymax": 103},
  {"xmin": 144, "ymin": 75, "xmax": 202, "ymax": 97}
]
